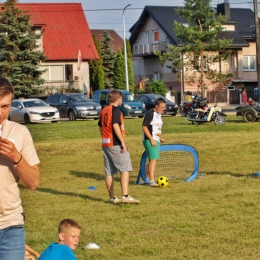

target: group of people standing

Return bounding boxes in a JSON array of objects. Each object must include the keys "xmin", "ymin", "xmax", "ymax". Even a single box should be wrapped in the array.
[
  {"xmin": 0, "ymin": 77, "xmax": 166, "ymax": 259},
  {"xmin": 98, "ymin": 89, "xmax": 167, "ymax": 202}
]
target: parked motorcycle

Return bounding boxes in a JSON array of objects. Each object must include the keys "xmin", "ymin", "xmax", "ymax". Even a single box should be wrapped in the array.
[
  {"xmin": 179, "ymin": 93, "xmax": 208, "ymax": 117},
  {"xmin": 187, "ymin": 103, "xmax": 227, "ymax": 125}
]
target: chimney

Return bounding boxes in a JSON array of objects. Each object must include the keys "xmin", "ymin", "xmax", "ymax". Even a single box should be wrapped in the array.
[{"xmin": 217, "ymin": 0, "xmax": 230, "ymax": 20}]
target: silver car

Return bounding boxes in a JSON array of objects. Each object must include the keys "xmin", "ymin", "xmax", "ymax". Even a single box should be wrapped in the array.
[
  {"xmin": 45, "ymin": 93, "xmax": 102, "ymax": 120},
  {"xmin": 9, "ymin": 98, "xmax": 60, "ymax": 124}
]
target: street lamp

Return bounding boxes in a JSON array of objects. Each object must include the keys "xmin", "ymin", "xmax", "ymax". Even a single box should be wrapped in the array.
[{"xmin": 122, "ymin": 4, "xmax": 131, "ymax": 91}]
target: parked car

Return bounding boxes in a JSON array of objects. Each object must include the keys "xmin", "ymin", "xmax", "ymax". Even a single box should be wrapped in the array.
[
  {"xmin": 9, "ymin": 98, "xmax": 60, "ymax": 124},
  {"xmin": 93, "ymin": 89, "xmax": 146, "ymax": 117},
  {"xmin": 236, "ymin": 105, "xmax": 260, "ymax": 123},
  {"xmin": 45, "ymin": 93, "xmax": 101, "ymax": 120},
  {"xmin": 135, "ymin": 94, "xmax": 178, "ymax": 116}
]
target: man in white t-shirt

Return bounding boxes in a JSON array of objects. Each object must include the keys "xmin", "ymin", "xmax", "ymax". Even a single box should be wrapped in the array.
[
  {"xmin": 142, "ymin": 98, "xmax": 166, "ymax": 186},
  {"xmin": 0, "ymin": 76, "xmax": 40, "ymax": 260}
]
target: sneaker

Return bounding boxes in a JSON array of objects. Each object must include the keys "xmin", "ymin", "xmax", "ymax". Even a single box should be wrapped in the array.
[
  {"xmin": 109, "ymin": 197, "xmax": 121, "ymax": 204},
  {"xmin": 121, "ymin": 195, "xmax": 140, "ymax": 204},
  {"xmin": 149, "ymin": 180, "xmax": 158, "ymax": 187}
]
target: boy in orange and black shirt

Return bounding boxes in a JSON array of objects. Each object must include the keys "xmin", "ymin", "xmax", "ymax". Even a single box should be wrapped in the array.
[{"xmin": 98, "ymin": 90, "xmax": 140, "ymax": 204}]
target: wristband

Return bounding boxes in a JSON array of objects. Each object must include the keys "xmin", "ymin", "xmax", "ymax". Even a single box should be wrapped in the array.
[{"xmin": 13, "ymin": 154, "xmax": 23, "ymax": 167}]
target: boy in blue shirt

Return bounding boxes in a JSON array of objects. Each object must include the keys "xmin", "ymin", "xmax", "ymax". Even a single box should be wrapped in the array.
[{"xmin": 39, "ymin": 219, "xmax": 81, "ymax": 260}]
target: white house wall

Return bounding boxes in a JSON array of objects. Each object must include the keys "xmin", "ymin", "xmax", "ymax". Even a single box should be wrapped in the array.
[{"xmin": 39, "ymin": 61, "xmax": 90, "ymax": 93}]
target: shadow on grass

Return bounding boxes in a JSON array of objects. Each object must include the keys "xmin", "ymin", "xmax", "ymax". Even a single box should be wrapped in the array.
[
  {"xmin": 226, "ymin": 119, "xmax": 244, "ymax": 123},
  {"xmin": 69, "ymin": 170, "xmax": 121, "ymax": 182},
  {"xmin": 203, "ymin": 171, "xmax": 258, "ymax": 178},
  {"xmin": 19, "ymin": 185, "xmax": 103, "ymax": 202}
]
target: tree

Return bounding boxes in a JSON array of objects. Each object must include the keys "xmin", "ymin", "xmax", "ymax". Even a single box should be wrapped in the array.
[
  {"xmin": 146, "ymin": 80, "xmax": 167, "ymax": 96},
  {"xmin": 126, "ymin": 39, "xmax": 134, "ymax": 92},
  {"xmin": 113, "ymin": 49, "xmax": 125, "ymax": 90},
  {"xmin": 100, "ymin": 31, "xmax": 115, "ymax": 89},
  {"xmin": 90, "ymin": 34, "xmax": 104, "ymax": 91},
  {"xmin": 0, "ymin": 0, "xmax": 47, "ymax": 97},
  {"xmin": 157, "ymin": 0, "xmax": 233, "ymax": 98}
]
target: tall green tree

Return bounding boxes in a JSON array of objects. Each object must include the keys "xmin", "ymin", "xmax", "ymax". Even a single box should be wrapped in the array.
[
  {"xmin": 100, "ymin": 31, "xmax": 115, "ymax": 89},
  {"xmin": 0, "ymin": 0, "xmax": 47, "ymax": 97},
  {"xmin": 113, "ymin": 49, "xmax": 125, "ymax": 90},
  {"xmin": 90, "ymin": 34, "xmax": 104, "ymax": 90},
  {"xmin": 126, "ymin": 39, "xmax": 134, "ymax": 92},
  {"xmin": 157, "ymin": 0, "xmax": 233, "ymax": 98}
]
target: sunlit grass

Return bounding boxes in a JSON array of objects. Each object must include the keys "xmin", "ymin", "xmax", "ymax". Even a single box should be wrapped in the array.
[{"xmin": 22, "ymin": 115, "xmax": 260, "ymax": 259}]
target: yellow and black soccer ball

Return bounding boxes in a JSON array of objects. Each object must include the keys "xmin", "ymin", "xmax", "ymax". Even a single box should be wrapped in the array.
[{"xmin": 157, "ymin": 176, "xmax": 168, "ymax": 187}]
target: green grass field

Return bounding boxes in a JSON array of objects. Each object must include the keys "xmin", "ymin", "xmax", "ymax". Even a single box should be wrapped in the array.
[{"xmin": 21, "ymin": 115, "xmax": 260, "ymax": 260}]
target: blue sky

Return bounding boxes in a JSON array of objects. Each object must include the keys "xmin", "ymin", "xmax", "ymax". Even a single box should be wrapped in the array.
[{"xmin": 17, "ymin": 0, "xmax": 255, "ymax": 39}]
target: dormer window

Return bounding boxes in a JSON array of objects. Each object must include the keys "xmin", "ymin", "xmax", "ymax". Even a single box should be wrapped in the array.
[{"xmin": 152, "ymin": 30, "xmax": 159, "ymax": 43}]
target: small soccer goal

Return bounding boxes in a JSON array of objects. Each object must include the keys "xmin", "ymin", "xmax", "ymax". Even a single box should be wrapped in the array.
[{"xmin": 135, "ymin": 144, "xmax": 199, "ymax": 184}]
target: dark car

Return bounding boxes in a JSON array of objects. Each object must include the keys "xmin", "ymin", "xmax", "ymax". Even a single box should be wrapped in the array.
[
  {"xmin": 45, "ymin": 93, "xmax": 102, "ymax": 120},
  {"xmin": 135, "ymin": 94, "xmax": 178, "ymax": 116}
]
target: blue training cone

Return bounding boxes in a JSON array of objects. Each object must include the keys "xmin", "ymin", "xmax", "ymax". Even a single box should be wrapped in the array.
[{"xmin": 88, "ymin": 186, "xmax": 97, "ymax": 190}]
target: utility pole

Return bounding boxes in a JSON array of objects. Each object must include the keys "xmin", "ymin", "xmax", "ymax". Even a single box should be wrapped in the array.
[
  {"xmin": 253, "ymin": 0, "xmax": 260, "ymax": 103},
  {"xmin": 122, "ymin": 4, "xmax": 131, "ymax": 91}
]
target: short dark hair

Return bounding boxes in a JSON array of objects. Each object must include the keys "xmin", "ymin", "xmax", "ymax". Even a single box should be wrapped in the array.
[
  {"xmin": 155, "ymin": 97, "xmax": 166, "ymax": 106},
  {"xmin": 108, "ymin": 90, "xmax": 122, "ymax": 103},
  {"xmin": 58, "ymin": 219, "xmax": 81, "ymax": 234},
  {"xmin": 0, "ymin": 76, "xmax": 14, "ymax": 99}
]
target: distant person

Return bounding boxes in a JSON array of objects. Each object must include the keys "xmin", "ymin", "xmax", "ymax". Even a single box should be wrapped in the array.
[
  {"xmin": 248, "ymin": 98, "xmax": 254, "ymax": 106},
  {"xmin": 86, "ymin": 92, "xmax": 90, "ymax": 98},
  {"xmin": 39, "ymin": 219, "xmax": 81, "ymax": 260},
  {"xmin": 0, "ymin": 76, "xmax": 40, "ymax": 260},
  {"xmin": 142, "ymin": 98, "xmax": 166, "ymax": 187},
  {"xmin": 98, "ymin": 90, "xmax": 140, "ymax": 204},
  {"xmin": 242, "ymin": 88, "xmax": 247, "ymax": 106}
]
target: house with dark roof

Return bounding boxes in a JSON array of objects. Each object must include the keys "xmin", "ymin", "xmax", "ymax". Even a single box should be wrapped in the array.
[
  {"xmin": 91, "ymin": 30, "xmax": 124, "ymax": 53},
  {"xmin": 129, "ymin": 1, "xmax": 258, "ymax": 104},
  {"xmin": 16, "ymin": 3, "xmax": 99, "ymax": 94}
]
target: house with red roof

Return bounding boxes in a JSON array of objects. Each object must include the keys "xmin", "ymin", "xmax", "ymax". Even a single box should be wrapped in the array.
[
  {"xmin": 91, "ymin": 30, "xmax": 124, "ymax": 53},
  {"xmin": 17, "ymin": 3, "xmax": 99, "ymax": 94}
]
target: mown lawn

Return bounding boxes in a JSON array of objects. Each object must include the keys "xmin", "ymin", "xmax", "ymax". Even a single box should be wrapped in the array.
[{"xmin": 21, "ymin": 115, "xmax": 260, "ymax": 259}]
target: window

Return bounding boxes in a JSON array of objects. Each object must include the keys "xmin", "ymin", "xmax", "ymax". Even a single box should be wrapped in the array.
[
  {"xmin": 152, "ymin": 30, "xmax": 159, "ymax": 43},
  {"xmin": 193, "ymin": 55, "xmax": 208, "ymax": 71},
  {"xmin": 140, "ymin": 96, "xmax": 148, "ymax": 103},
  {"xmin": 39, "ymin": 65, "xmax": 64, "ymax": 81},
  {"xmin": 65, "ymin": 64, "xmax": 73, "ymax": 80},
  {"xmin": 153, "ymin": 72, "xmax": 161, "ymax": 81},
  {"xmin": 243, "ymin": 56, "xmax": 256, "ymax": 71}
]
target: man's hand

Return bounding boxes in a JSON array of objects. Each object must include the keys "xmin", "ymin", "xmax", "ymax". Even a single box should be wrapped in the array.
[
  {"xmin": 0, "ymin": 138, "xmax": 20, "ymax": 163},
  {"xmin": 150, "ymin": 139, "xmax": 157, "ymax": 146},
  {"xmin": 121, "ymin": 141, "xmax": 127, "ymax": 153}
]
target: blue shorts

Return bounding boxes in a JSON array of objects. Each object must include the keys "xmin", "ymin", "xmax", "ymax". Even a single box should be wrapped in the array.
[
  {"xmin": 0, "ymin": 225, "xmax": 25, "ymax": 260},
  {"xmin": 142, "ymin": 140, "xmax": 160, "ymax": 160}
]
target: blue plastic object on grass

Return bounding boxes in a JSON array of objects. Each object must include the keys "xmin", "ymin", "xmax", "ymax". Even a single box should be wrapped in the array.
[
  {"xmin": 254, "ymin": 172, "xmax": 260, "ymax": 176},
  {"xmin": 88, "ymin": 186, "xmax": 97, "ymax": 190}
]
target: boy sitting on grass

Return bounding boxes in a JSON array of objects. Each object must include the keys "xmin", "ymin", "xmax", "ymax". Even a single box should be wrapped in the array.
[{"xmin": 39, "ymin": 219, "xmax": 81, "ymax": 260}]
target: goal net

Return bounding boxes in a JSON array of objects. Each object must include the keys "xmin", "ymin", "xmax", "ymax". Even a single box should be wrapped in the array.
[{"xmin": 135, "ymin": 144, "xmax": 199, "ymax": 184}]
